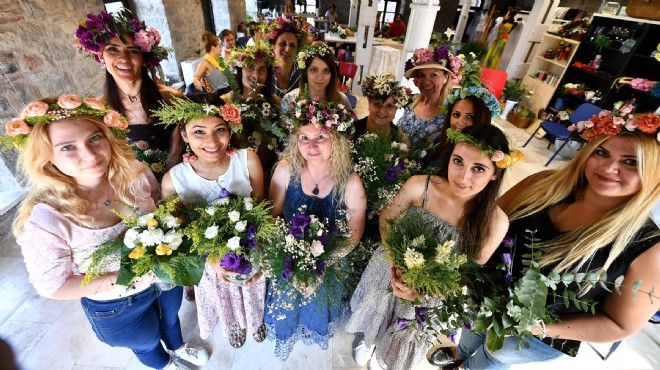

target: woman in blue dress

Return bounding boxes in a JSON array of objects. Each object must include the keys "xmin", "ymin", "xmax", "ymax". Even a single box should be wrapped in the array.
[{"xmin": 266, "ymin": 97, "xmax": 366, "ymax": 360}]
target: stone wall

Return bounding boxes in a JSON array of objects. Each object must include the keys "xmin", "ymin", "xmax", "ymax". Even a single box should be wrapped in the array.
[
  {"xmin": 131, "ymin": 0, "xmax": 180, "ymax": 80},
  {"xmin": 162, "ymin": 0, "xmax": 206, "ymax": 63}
]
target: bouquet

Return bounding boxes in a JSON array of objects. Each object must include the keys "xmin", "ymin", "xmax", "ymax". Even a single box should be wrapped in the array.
[
  {"xmin": 184, "ymin": 188, "xmax": 276, "ymax": 285},
  {"xmin": 234, "ymin": 94, "xmax": 286, "ymax": 151},
  {"xmin": 83, "ymin": 197, "xmax": 205, "ymax": 287},
  {"xmin": 131, "ymin": 140, "xmax": 168, "ymax": 179}
]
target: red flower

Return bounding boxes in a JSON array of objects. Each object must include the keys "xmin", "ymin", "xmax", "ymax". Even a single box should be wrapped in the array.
[
  {"xmin": 221, "ymin": 104, "xmax": 242, "ymax": 125},
  {"xmin": 634, "ymin": 113, "xmax": 660, "ymax": 134}
]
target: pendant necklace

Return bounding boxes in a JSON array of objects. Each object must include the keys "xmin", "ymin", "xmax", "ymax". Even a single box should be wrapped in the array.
[
  {"xmin": 90, "ymin": 185, "xmax": 112, "ymax": 207},
  {"xmin": 119, "ymin": 88, "xmax": 141, "ymax": 103},
  {"xmin": 306, "ymin": 167, "xmax": 326, "ymax": 197}
]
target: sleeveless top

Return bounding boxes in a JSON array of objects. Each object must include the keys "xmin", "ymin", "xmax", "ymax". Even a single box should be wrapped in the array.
[
  {"xmin": 352, "ymin": 117, "xmax": 401, "ymax": 143},
  {"xmin": 283, "ymin": 175, "xmax": 342, "ymax": 226},
  {"xmin": 169, "ymin": 149, "xmax": 252, "ymax": 204},
  {"xmin": 206, "ymin": 65, "xmax": 230, "ymax": 93},
  {"xmin": 502, "ymin": 195, "xmax": 660, "ymax": 355}
]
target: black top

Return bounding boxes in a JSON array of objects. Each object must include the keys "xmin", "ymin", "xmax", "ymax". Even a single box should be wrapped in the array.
[
  {"xmin": 498, "ymin": 195, "xmax": 659, "ymax": 355},
  {"xmin": 352, "ymin": 117, "xmax": 401, "ymax": 143}
]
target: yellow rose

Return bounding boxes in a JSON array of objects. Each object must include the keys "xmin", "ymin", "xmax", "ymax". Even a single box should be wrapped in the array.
[
  {"xmin": 155, "ymin": 244, "xmax": 173, "ymax": 256},
  {"xmin": 147, "ymin": 218, "xmax": 159, "ymax": 229},
  {"xmin": 509, "ymin": 150, "xmax": 524, "ymax": 164},
  {"xmin": 128, "ymin": 245, "xmax": 146, "ymax": 259},
  {"xmin": 496, "ymin": 155, "xmax": 512, "ymax": 168}
]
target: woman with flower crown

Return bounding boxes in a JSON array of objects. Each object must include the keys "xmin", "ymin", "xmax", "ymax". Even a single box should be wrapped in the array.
[
  {"xmin": 450, "ymin": 109, "xmax": 660, "ymax": 369},
  {"xmin": 346, "ymin": 124, "xmax": 513, "ymax": 370},
  {"xmin": 75, "ymin": 9, "xmax": 182, "ymax": 151},
  {"xmin": 263, "ymin": 16, "xmax": 309, "ymax": 98},
  {"xmin": 397, "ymin": 45, "xmax": 459, "ymax": 150},
  {"xmin": 154, "ymin": 94, "xmax": 266, "ymax": 348},
  {"xmin": 265, "ymin": 97, "xmax": 366, "ymax": 360},
  {"xmin": 190, "ymin": 31, "xmax": 231, "ymax": 96},
  {"xmin": 6, "ymin": 96, "xmax": 208, "ymax": 370}
]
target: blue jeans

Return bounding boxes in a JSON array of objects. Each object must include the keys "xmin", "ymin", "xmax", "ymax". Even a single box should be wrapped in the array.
[
  {"xmin": 81, "ymin": 285, "xmax": 184, "ymax": 369},
  {"xmin": 457, "ymin": 329, "xmax": 565, "ymax": 369}
]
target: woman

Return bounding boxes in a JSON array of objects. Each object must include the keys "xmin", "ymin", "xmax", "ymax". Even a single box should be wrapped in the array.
[
  {"xmin": 266, "ymin": 98, "xmax": 366, "ymax": 361},
  {"xmin": 346, "ymin": 125, "xmax": 513, "ymax": 370},
  {"xmin": 453, "ymin": 112, "xmax": 660, "ymax": 369},
  {"xmin": 263, "ymin": 16, "xmax": 308, "ymax": 97},
  {"xmin": 280, "ymin": 42, "xmax": 351, "ymax": 113},
  {"xmin": 191, "ymin": 31, "xmax": 231, "ymax": 96},
  {"xmin": 218, "ymin": 29, "xmax": 236, "ymax": 59},
  {"xmin": 398, "ymin": 45, "xmax": 455, "ymax": 150},
  {"xmin": 353, "ymin": 73, "xmax": 412, "ymax": 143},
  {"xmin": 75, "ymin": 9, "xmax": 182, "ymax": 151},
  {"xmin": 7, "ymin": 96, "xmax": 207, "ymax": 370}
]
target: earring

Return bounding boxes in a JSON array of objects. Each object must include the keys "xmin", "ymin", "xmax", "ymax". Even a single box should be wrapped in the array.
[
  {"xmin": 182, "ymin": 143, "xmax": 198, "ymax": 163},
  {"xmin": 225, "ymin": 142, "xmax": 237, "ymax": 157}
]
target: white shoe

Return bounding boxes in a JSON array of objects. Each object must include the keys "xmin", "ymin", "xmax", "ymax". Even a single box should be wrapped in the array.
[
  {"xmin": 353, "ymin": 338, "xmax": 376, "ymax": 367},
  {"xmin": 369, "ymin": 354, "xmax": 386, "ymax": 370},
  {"xmin": 162, "ymin": 358, "xmax": 192, "ymax": 370},
  {"xmin": 173, "ymin": 343, "xmax": 209, "ymax": 366}
]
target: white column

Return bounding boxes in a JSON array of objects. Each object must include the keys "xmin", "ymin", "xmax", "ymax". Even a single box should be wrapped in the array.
[
  {"xmin": 353, "ymin": 0, "xmax": 378, "ymax": 91},
  {"xmin": 396, "ymin": 0, "xmax": 441, "ymax": 81},
  {"xmin": 348, "ymin": 0, "xmax": 359, "ymax": 28},
  {"xmin": 454, "ymin": 0, "xmax": 471, "ymax": 42}
]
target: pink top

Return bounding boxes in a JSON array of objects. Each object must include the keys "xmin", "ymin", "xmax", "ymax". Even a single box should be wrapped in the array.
[{"xmin": 17, "ymin": 162, "xmax": 159, "ymax": 300}]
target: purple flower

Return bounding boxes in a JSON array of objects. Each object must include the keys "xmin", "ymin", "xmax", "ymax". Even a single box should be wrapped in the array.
[
  {"xmin": 291, "ymin": 214, "xmax": 311, "ymax": 230},
  {"xmin": 285, "ymin": 257, "xmax": 294, "ymax": 271},
  {"xmin": 394, "ymin": 158, "xmax": 405, "ymax": 172},
  {"xmin": 247, "ymin": 224, "xmax": 257, "ymax": 239},
  {"xmin": 503, "ymin": 272, "xmax": 513, "ymax": 283},
  {"xmin": 234, "ymin": 259, "xmax": 253, "ymax": 275},
  {"xmin": 434, "ymin": 46, "xmax": 449, "ymax": 62},
  {"xmin": 218, "ymin": 188, "xmax": 231, "ymax": 199},
  {"xmin": 397, "ymin": 317, "xmax": 410, "ymax": 329},
  {"xmin": 239, "ymin": 237, "xmax": 257, "ymax": 249},
  {"xmin": 385, "ymin": 167, "xmax": 397, "ymax": 181},
  {"xmin": 202, "ymin": 253, "xmax": 209, "ymax": 259},
  {"xmin": 502, "ymin": 236, "xmax": 514, "ymax": 248},
  {"xmin": 253, "ymin": 50, "xmax": 264, "ymax": 60},
  {"xmin": 319, "ymin": 231, "xmax": 329, "ymax": 247},
  {"xmin": 220, "ymin": 252, "xmax": 241, "ymax": 270},
  {"xmin": 415, "ymin": 306, "xmax": 428, "ymax": 328},
  {"xmin": 449, "ymin": 331, "xmax": 457, "ymax": 343},
  {"xmin": 281, "ymin": 268, "xmax": 293, "ymax": 281},
  {"xmin": 290, "ymin": 227, "xmax": 305, "ymax": 239},
  {"xmin": 314, "ymin": 261, "xmax": 326, "ymax": 276},
  {"xmin": 501, "ymin": 253, "xmax": 512, "ymax": 266},
  {"xmin": 404, "ymin": 59, "xmax": 414, "ymax": 72},
  {"xmin": 464, "ymin": 320, "xmax": 473, "ymax": 330}
]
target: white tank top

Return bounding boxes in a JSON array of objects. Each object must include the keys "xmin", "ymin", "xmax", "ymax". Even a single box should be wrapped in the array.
[{"xmin": 169, "ymin": 149, "xmax": 253, "ymax": 204}]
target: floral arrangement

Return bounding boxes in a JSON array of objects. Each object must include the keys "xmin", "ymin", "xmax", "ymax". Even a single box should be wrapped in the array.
[
  {"xmin": 233, "ymin": 94, "xmax": 286, "ymax": 151},
  {"xmin": 558, "ymin": 82, "xmax": 588, "ymax": 96},
  {"xmin": 296, "ymin": 43, "xmax": 334, "ymax": 70},
  {"xmin": 630, "ymin": 78, "xmax": 655, "ymax": 92},
  {"xmin": 360, "ymin": 73, "xmax": 414, "ymax": 108},
  {"xmin": 283, "ymin": 94, "xmax": 356, "ymax": 135},
  {"xmin": 262, "ymin": 15, "xmax": 309, "ymax": 43},
  {"xmin": 226, "ymin": 43, "xmax": 277, "ymax": 70},
  {"xmin": 74, "ymin": 9, "xmax": 170, "ymax": 67},
  {"xmin": 450, "ymin": 52, "xmax": 482, "ymax": 88},
  {"xmin": 152, "ymin": 97, "xmax": 243, "ymax": 133},
  {"xmin": 446, "ymin": 128, "xmax": 523, "ymax": 169},
  {"xmin": 184, "ymin": 188, "xmax": 276, "ymax": 285},
  {"xmin": 404, "ymin": 45, "xmax": 454, "ymax": 76},
  {"xmin": 444, "ymin": 86, "xmax": 501, "ymax": 118},
  {"xmin": 130, "ymin": 141, "xmax": 168, "ymax": 179},
  {"xmin": 569, "ymin": 100, "xmax": 660, "ymax": 142},
  {"xmin": 2, "ymin": 95, "xmax": 128, "ymax": 150},
  {"xmin": 83, "ymin": 197, "xmax": 205, "ymax": 287}
]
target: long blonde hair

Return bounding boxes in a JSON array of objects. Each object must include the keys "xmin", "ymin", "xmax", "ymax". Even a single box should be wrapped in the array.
[
  {"xmin": 13, "ymin": 117, "xmax": 148, "ymax": 235},
  {"xmin": 281, "ymin": 125, "xmax": 353, "ymax": 204},
  {"xmin": 503, "ymin": 133, "xmax": 660, "ymax": 274}
]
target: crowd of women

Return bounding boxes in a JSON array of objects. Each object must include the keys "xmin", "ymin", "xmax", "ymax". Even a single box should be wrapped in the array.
[{"xmin": 4, "ymin": 9, "xmax": 659, "ymax": 370}]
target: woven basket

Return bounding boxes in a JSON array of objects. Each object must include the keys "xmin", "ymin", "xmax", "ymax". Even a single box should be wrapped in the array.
[{"xmin": 626, "ymin": 0, "xmax": 660, "ymax": 21}]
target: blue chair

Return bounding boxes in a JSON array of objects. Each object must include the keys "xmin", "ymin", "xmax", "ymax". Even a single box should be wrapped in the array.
[
  {"xmin": 345, "ymin": 93, "xmax": 357, "ymax": 109},
  {"xmin": 524, "ymin": 103, "xmax": 601, "ymax": 166}
]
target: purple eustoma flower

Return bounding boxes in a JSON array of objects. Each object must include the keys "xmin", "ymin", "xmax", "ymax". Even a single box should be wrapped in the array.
[
  {"xmin": 396, "ymin": 317, "xmax": 409, "ymax": 329},
  {"xmin": 218, "ymin": 188, "xmax": 231, "ymax": 199},
  {"xmin": 285, "ymin": 257, "xmax": 294, "ymax": 271},
  {"xmin": 319, "ymin": 231, "xmax": 329, "ymax": 247},
  {"xmin": 247, "ymin": 225, "xmax": 257, "ymax": 239},
  {"xmin": 449, "ymin": 331, "xmax": 457, "ymax": 343},
  {"xmin": 464, "ymin": 320, "xmax": 473, "ymax": 330},
  {"xmin": 281, "ymin": 269, "xmax": 293, "ymax": 281},
  {"xmin": 415, "ymin": 306, "xmax": 428, "ymax": 328},
  {"xmin": 314, "ymin": 261, "xmax": 326, "ymax": 276},
  {"xmin": 291, "ymin": 214, "xmax": 311, "ymax": 230},
  {"xmin": 501, "ymin": 253, "xmax": 512, "ymax": 266},
  {"xmin": 385, "ymin": 167, "xmax": 397, "ymax": 181},
  {"xmin": 502, "ymin": 236, "xmax": 514, "ymax": 248},
  {"xmin": 290, "ymin": 227, "xmax": 305, "ymax": 239},
  {"xmin": 435, "ymin": 46, "xmax": 449, "ymax": 61},
  {"xmin": 504, "ymin": 272, "xmax": 513, "ymax": 283},
  {"xmin": 220, "ymin": 252, "xmax": 241, "ymax": 270},
  {"xmin": 394, "ymin": 158, "xmax": 405, "ymax": 172},
  {"xmin": 234, "ymin": 259, "xmax": 253, "ymax": 275}
]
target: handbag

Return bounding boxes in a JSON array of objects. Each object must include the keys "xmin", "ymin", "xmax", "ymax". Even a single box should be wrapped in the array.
[{"xmin": 626, "ymin": 0, "xmax": 660, "ymax": 21}]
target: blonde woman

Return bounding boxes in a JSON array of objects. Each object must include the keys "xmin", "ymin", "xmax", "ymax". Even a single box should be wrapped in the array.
[{"xmin": 454, "ymin": 113, "xmax": 660, "ymax": 369}]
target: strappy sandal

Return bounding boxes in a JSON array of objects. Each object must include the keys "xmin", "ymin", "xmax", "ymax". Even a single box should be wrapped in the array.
[
  {"xmin": 253, "ymin": 322, "xmax": 267, "ymax": 343},
  {"xmin": 229, "ymin": 323, "xmax": 247, "ymax": 348}
]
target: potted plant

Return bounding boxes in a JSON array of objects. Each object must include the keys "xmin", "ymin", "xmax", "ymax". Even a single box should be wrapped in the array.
[
  {"xmin": 500, "ymin": 79, "xmax": 531, "ymax": 120},
  {"xmin": 507, "ymin": 105, "xmax": 534, "ymax": 129}
]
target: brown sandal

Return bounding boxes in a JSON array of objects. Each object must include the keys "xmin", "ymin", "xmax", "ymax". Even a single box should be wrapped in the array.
[
  {"xmin": 253, "ymin": 322, "xmax": 267, "ymax": 343},
  {"xmin": 229, "ymin": 323, "xmax": 247, "ymax": 348}
]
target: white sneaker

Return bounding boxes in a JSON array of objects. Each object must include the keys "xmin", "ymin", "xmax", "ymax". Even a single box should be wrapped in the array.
[
  {"xmin": 173, "ymin": 343, "xmax": 209, "ymax": 366},
  {"xmin": 162, "ymin": 358, "xmax": 192, "ymax": 370},
  {"xmin": 353, "ymin": 338, "xmax": 376, "ymax": 367}
]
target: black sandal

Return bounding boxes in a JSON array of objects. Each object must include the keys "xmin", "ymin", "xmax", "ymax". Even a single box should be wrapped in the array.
[{"xmin": 429, "ymin": 347, "xmax": 463, "ymax": 369}]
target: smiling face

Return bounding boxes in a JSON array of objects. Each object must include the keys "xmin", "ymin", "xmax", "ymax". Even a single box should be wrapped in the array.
[
  {"xmin": 102, "ymin": 35, "xmax": 144, "ymax": 82},
  {"xmin": 307, "ymin": 57, "xmax": 332, "ymax": 94},
  {"xmin": 296, "ymin": 124, "xmax": 332, "ymax": 164},
  {"xmin": 368, "ymin": 97, "xmax": 397, "ymax": 127},
  {"xmin": 414, "ymin": 68, "xmax": 448, "ymax": 98},
  {"xmin": 447, "ymin": 143, "xmax": 497, "ymax": 198},
  {"xmin": 182, "ymin": 116, "xmax": 231, "ymax": 162},
  {"xmin": 48, "ymin": 118, "xmax": 111, "ymax": 186},
  {"xmin": 449, "ymin": 99, "xmax": 476, "ymax": 130},
  {"xmin": 241, "ymin": 60, "xmax": 269, "ymax": 94},
  {"xmin": 274, "ymin": 32, "xmax": 298, "ymax": 64},
  {"xmin": 222, "ymin": 34, "xmax": 235, "ymax": 49},
  {"xmin": 584, "ymin": 136, "xmax": 642, "ymax": 200}
]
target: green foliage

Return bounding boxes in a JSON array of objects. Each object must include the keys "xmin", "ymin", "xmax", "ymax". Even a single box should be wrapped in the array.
[
  {"xmin": 460, "ymin": 40, "xmax": 488, "ymax": 61},
  {"xmin": 502, "ymin": 79, "xmax": 531, "ymax": 102}
]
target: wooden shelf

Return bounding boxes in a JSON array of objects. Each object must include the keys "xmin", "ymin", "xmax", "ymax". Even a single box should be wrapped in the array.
[
  {"xmin": 544, "ymin": 32, "xmax": 582, "ymax": 45},
  {"xmin": 568, "ymin": 65, "xmax": 616, "ymax": 81},
  {"xmin": 536, "ymin": 55, "xmax": 569, "ymax": 68}
]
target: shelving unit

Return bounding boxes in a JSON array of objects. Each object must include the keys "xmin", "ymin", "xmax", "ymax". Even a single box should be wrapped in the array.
[
  {"xmin": 547, "ymin": 14, "xmax": 660, "ymax": 114},
  {"xmin": 523, "ymin": 33, "xmax": 580, "ymax": 115}
]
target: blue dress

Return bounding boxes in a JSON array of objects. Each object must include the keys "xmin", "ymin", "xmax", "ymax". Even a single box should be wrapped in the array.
[
  {"xmin": 396, "ymin": 106, "xmax": 446, "ymax": 150},
  {"xmin": 265, "ymin": 176, "xmax": 346, "ymax": 361}
]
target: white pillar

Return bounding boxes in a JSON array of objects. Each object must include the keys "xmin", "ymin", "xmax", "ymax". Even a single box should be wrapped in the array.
[
  {"xmin": 353, "ymin": 0, "xmax": 378, "ymax": 91},
  {"xmin": 348, "ymin": 0, "xmax": 359, "ymax": 28},
  {"xmin": 396, "ymin": 0, "xmax": 441, "ymax": 81}
]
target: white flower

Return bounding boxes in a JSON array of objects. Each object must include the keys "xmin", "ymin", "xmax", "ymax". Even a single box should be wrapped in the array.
[
  {"xmin": 139, "ymin": 228, "xmax": 164, "ymax": 247},
  {"xmin": 228, "ymin": 210, "xmax": 241, "ymax": 222},
  {"xmin": 213, "ymin": 197, "xmax": 230, "ymax": 206},
  {"xmin": 123, "ymin": 228, "xmax": 140, "ymax": 249},
  {"xmin": 204, "ymin": 224, "xmax": 219, "ymax": 239},
  {"xmin": 310, "ymin": 240, "xmax": 325, "ymax": 257},
  {"xmin": 404, "ymin": 248, "xmax": 425, "ymax": 269},
  {"xmin": 235, "ymin": 220, "xmax": 247, "ymax": 232},
  {"xmin": 243, "ymin": 198, "xmax": 254, "ymax": 211},
  {"xmin": 285, "ymin": 234, "xmax": 295, "ymax": 245},
  {"xmin": 227, "ymin": 236, "xmax": 241, "ymax": 250},
  {"xmin": 163, "ymin": 229, "xmax": 183, "ymax": 250},
  {"xmin": 162, "ymin": 215, "xmax": 180, "ymax": 229},
  {"xmin": 263, "ymin": 102, "xmax": 271, "ymax": 109},
  {"xmin": 205, "ymin": 206, "xmax": 216, "ymax": 216},
  {"xmin": 435, "ymin": 240, "xmax": 455, "ymax": 264},
  {"xmin": 398, "ymin": 143, "xmax": 409, "ymax": 152},
  {"xmin": 138, "ymin": 213, "xmax": 154, "ymax": 227}
]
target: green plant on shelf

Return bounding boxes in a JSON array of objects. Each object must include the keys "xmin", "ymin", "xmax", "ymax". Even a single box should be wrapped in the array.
[{"xmin": 594, "ymin": 35, "xmax": 613, "ymax": 53}]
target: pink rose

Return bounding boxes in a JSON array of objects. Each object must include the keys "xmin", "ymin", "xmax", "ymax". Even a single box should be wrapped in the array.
[
  {"xmin": 415, "ymin": 49, "xmax": 434, "ymax": 64},
  {"xmin": 567, "ymin": 124, "xmax": 576, "ymax": 132},
  {"xmin": 612, "ymin": 116, "xmax": 625, "ymax": 126},
  {"xmin": 619, "ymin": 103, "xmax": 634, "ymax": 114},
  {"xmin": 133, "ymin": 30, "xmax": 153, "ymax": 53},
  {"xmin": 598, "ymin": 110, "xmax": 611, "ymax": 119},
  {"xmin": 450, "ymin": 74, "xmax": 462, "ymax": 86},
  {"xmin": 221, "ymin": 104, "xmax": 242, "ymax": 124},
  {"xmin": 21, "ymin": 102, "xmax": 49, "ymax": 118},
  {"xmin": 5, "ymin": 118, "xmax": 31, "ymax": 136},
  {"xmin": 449, "ymin": 55, "xmax": 461, "ymax": 74},
  {"xmin": 83, "ymin": 97, "xmax": 106, "ymax": 110},
  {"xmin": 135, "ymin": 140, "xmax": 150, "ymax": 150},
  {"xmin": 624, "ymin": 118, "xmax": 637, "ymax": 132},
  {"xmin": 103, "ymin": 110, "xmax": 127, "ymax": 130},
  {"xmin": 490, "ymin": 150, "xmax": 505, "ymax": 162},
  {"xmin": 58, "ymin": 95, "xmax": 82, "ymax": 110},
  {"xmin": 150, "ymin": 29, "xmax": 161, "ymax": 45}
]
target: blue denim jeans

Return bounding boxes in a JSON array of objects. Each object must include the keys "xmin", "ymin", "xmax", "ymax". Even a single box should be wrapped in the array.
[
  {"xmin": 81, "ymin": 285, "xmax": 184, "ymax": 369},
  {"xmin": 457, "ymin": 329, "xmax": 565, "ymax": 369}
]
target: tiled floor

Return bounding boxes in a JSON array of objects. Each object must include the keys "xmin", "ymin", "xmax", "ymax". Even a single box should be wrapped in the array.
[{"xmin": 1, "ymin": 95, "xmax": 658, "ymax": 370}]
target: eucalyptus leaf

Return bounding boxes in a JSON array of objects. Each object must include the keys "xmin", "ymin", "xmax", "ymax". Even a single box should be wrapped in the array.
[{"xmin": 486, "ymin": 327, "xmax": 505, "ymax": 352}]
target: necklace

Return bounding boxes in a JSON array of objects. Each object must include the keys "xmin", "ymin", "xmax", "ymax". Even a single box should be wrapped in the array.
[
  {"xmin": 86, "ymin": 184, "xmax": 112, "ymax": 207},
  {"xmin": 306, "ymin": 167, "xmax": 328, "ymax": 197},
  {"xmin": 119, "ymin": 88, "xmax": 141, "ymax": 103}
]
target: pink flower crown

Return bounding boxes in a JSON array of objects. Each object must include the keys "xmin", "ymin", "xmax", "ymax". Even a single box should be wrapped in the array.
[
  {"xmin": 284, "ymin": 96, "xmax": 356, "ymax": 135},
  {"xmin": 404, "ymin": 45, "xmax": 456, "ymax": 78},
  {"xmin": 2, "ymin": 95, "xmax": 128, "ymax": 150},
  {"xmin": 262, "ymin": 16, "xmax": 309, "ymax": 44},
  {"xmin": 74, "ymin": 9, "xmax": 170, "ymax": 68},
  {"xmin": 568, "ymin": 100, "xmax": 660, "ymax": 143}
]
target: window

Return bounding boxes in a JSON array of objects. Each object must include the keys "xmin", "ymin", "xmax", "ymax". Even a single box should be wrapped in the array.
[
  {"xmin": 103, "ymin": 0, "xmax": 129, "ymax": 13},
  {"xmin": 378, "ymin": 0, "xmax": 398, "ymax": 27}
]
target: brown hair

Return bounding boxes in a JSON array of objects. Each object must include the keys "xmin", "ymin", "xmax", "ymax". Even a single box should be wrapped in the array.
[
  {"xmin": 298, "ymin": 54, "xmax": 343, "ymax": 104},
  {"xmin": 202, "ymin": 31, "xmax": 220, "ymax": 53}
]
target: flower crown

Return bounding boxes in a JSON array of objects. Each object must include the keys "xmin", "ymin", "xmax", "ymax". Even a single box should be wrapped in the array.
[
  {"xmin": 444, "ymin": 86, "xmax": 502, "ymax": 118},
  {"xmin": 446, "ymin": 128, "xmax": 523, "ymax": 169},
  {"xmin": 74, "ymin": 9, "xmax": 170, "ymax": 67},
  {"xmin": 296, "ymin": 43, "xmax": 333, "ymax": 70},
  {"xmin": 262, "ymin": 16, "xmax": 309, "ymax": 44},
  {"xmin": 2, "ymin": 95, "xmax": 128, "ymax": 150},
  {"xmin": 360, "ymin": 73, "xmax": 414, "ymax": 108},
  {"xmin": 226, "ymin": 43, "xmax": 278, "ymax": 69},
  {"xmin": 284, "ymin": 95, "xmax": 356, "ymax": 135},
  {"xmin": 404, "ymin": 45, "xmax": 455, "ymax": 76},
  {"xmin": 568, "ymin": 100, "xmax": 660, "ymax": 142},
  {"xmin": 152, "ymin": 97, "xmax": 243, "ymax": 134}
]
